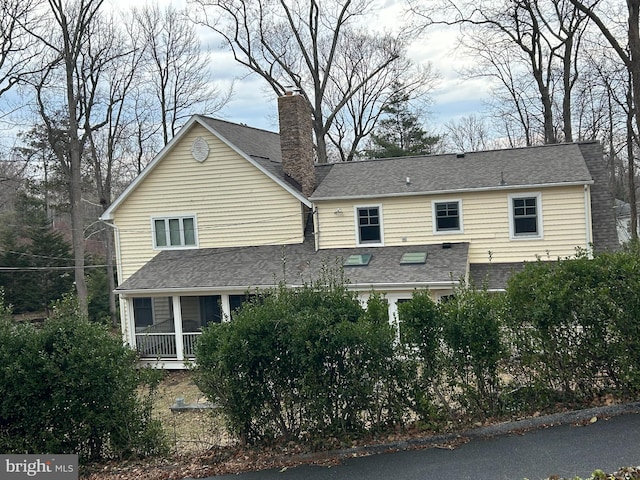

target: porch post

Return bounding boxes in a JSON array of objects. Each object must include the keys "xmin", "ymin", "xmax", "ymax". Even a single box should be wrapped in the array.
[
  {"xmin": 173, "ymin": 296, "xmax": 184, "ymax": 361},
  {"xmin": 123, "ymin": 295, "xmax": 136, "ymax": 348},
  {"xmin": 220, "ymin": 295, "xmax": 231, "ymax": 322}
]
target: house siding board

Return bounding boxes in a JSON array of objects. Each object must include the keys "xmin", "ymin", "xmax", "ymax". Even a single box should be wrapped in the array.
[
  {"xmin": 316, "ymin": 186, "xmax": 588, "ymax": 263},
  {"xmin": 115, "ymin": 124, "xmax": 303, "ymax": 282}
]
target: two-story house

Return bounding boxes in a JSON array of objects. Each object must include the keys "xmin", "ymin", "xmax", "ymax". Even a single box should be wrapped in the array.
[{"xmin": 101, "ymin": 92, "xmax": 619, "ymax": 369}]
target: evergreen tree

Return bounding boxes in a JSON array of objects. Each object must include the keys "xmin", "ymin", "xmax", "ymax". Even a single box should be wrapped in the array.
[
  {"xmin": 365, "ymin": 85, "xmax": 440, "ymax": 158},
  {"xmin": 0, "ymin": 192, "xmax": 73, "ymax": 314}
]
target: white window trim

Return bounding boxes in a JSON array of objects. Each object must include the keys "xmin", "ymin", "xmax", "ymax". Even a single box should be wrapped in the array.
[
  {"xmin": 354, "ymin": 204, "xmax": 384, "ymax": 247},
  {"xmin": 151, "ymin": 214, "xmax": 199, "ymax": 249},
  {"xmin": 508, "ymin": 192, "xmax": 543, "ymax": 240},
  {"xmin": 432, "ymin": 199, "xmax": 464, "ymax": 235}
]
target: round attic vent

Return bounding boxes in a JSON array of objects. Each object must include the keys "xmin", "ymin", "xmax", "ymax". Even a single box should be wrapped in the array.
[{"xmin": 191, "ymin": 137, "xmax": 209, "ymax": 162}]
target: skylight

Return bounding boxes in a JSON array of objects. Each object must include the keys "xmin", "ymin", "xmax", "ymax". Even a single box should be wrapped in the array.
[
  {"xmin": 344, "ymin": 254, "xmax": 372, "ymax": 266},
  {"xmin": 400, "ymin": 252, "xmax": 427, "ymax": 264}
]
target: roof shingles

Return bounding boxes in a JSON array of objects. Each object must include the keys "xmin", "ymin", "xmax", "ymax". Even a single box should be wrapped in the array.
[
  {"xmin": 310, "ymin": 143, "xmax": 594, "ymax": 199},
  {"xmin": 117, "ymin": 241, "xmax": 470, "ymax": 293}
]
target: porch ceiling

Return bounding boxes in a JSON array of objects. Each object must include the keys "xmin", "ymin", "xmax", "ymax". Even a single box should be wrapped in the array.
[{"xmin": 116, "ymin": 240, "xmax": 470, "ymax": 294}]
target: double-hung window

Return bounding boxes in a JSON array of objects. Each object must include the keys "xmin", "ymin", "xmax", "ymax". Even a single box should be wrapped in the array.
[
  {"xmin": 356, "ymin": 206, "xmax": 383, "ymax": 245},
  {"xmin": 509, "ymin": 193, "xmax": 542, "ymax": 238},
  {"xmin": 433, "ymin": 200, "xmax": 463, "ymax": 233},
  {"xmin": 152, "ymin": 216, "xmax": 197, "ymax": 248}
]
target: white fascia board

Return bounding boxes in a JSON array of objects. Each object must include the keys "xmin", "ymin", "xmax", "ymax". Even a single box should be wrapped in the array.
[
  {"xmin": 117, "ymin": 280, "xmax": 460, "ymax": 297},
  {"xmin": 309, "ymin": 180, "xmax": 593, "ymax": 202},
  {"xmin": 117, "ymin": 284, "xmax": 282, "ymax": 296}
]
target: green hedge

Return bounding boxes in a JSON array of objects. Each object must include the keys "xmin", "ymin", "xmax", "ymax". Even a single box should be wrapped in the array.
[
  {"xmin": 195, "ymin": 248, "xmax": 640, "ymax": 445},
  {"xmin": 194, "ymin": 281, "xmax": 412, "ymax": 446},
  {"xmin": 505, "ymin": 248, "xmax": 640, "ymax": 405},
  {"xmin": 0, "ymin": 296, "xmax": 167, "ymax": 463}
]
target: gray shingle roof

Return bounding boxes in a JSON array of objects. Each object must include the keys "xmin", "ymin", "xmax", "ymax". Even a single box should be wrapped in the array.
[
  {"xmin": 310, "ymin": 142, "xmax": 594, "ymax": 200},
  {"xmin": 469, "ymin": 262, "xmax": 527, "ymax": 290},
  {"xmin": 579, "ymin": 142, "xmax": 620, "ymax": 252},
  {"xmin": 117, "ymin": 240, "xmax": 469, "ymax": 293},
  {"xmin": 197, "ymin": 116, "xmax": 282, "ymax": 162}
]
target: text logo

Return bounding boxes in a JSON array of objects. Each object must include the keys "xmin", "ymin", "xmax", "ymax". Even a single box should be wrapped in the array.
[{"xmin": 1, "ymin": 455, "xmax": 78, "ymax": 479}]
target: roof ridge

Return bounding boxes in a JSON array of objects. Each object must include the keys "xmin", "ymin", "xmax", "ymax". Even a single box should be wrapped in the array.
[
  {"xmin": 196, "ymin": 115, "xmax": 279, "ymax": 136},
  {"xmin": 350, "ymin": 141, "xmax": 594, "ymax": 165}
]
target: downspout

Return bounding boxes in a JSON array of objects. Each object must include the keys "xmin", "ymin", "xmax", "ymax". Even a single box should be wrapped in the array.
[
  {"xmin": 100, "ymin": 218, "xmax": 129, "ymax": 340},
  {"xmin": 584, "ymin": 184, "xmax": 593, "ymax": 258},
  {"xmin": 100, "ymin": 218, "xmax": 124, "ymax": 285},
  {"xmin": 313, "ymin": 205, "xmax": 319, "ymax": 251}
]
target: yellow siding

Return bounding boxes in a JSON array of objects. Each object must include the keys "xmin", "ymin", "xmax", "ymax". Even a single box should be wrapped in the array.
[
  {"xmin": 114, "ymin": 124, "xmax": 304, "ymax": 281},
  {"xmin": 316, "ymin": 186, "xmax": 589, "ymax": 263}
]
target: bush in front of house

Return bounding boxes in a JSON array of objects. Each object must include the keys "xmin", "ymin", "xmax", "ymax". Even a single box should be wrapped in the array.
[
  {"xmin": 194, "ymin": 277, "xmax": 412, "ymax": 446},
  {"xmin": 439, "ymin": 283, "xmax": 506, "ymax": 417},
  {"xmin": 504, "ymin": 248, "xmax": 640, "ymax": 407},
  {"xmin": 195, "ymin": 248, "xmax": 640, "ymax": 447},
  {"xmin": 0, "ymin": 294, "xmax": 167, "ymax": 463},
  {"xmin": 398, "ymin": 284, "xmax": 507, "ymax": 423}
]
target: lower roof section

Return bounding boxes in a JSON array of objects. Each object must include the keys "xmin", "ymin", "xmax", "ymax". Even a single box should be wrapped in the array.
[
  {"xmin": 116, "ymin": 240, "xmax": 470, "ymax": 295},
  {"xmin": 468, "ymin": 262, "xmax": 527, "ymax": 290}
]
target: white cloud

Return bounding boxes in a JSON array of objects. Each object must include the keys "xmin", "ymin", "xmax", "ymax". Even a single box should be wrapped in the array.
[{"xmin": 110, "ymin": 0, "xmax": 494, "ymax": 133}]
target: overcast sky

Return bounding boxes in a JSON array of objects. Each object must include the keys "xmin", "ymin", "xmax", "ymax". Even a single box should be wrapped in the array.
[{"xmin": 124, "ymin": 0, "xmax": 491, "ymax": 134}]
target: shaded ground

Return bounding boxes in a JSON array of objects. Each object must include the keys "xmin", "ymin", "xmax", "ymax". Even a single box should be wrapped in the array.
[{"xmin": 81, "ymin": 372, "xmax": 640, "ymax": 480}]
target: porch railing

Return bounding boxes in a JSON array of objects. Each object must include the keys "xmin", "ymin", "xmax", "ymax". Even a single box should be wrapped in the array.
[
  {"xmin": 183, "ymin": 332, "xmax": 201, "ymax": 358},
  {"xmin": 136, "ymin": 333, "xmax": 177, "ymax": 358},
  {"xmin": 135, "ymin": 332, "xmax": 202, "ymax": 359}
]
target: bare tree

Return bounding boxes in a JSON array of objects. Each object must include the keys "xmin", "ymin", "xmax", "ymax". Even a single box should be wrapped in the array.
[
  {"xmin": 326, "ymin": 30, "xmax": 438, "ymax": 162},
  {"xmin": 411, "ymin": 0, "xmax": 588, "ymax": 145},
  {"xmin": 567, "ymin": 0, "xmax": 639, "ymax": 239},
  {"xmin": 24, "ymin": 0, "xmax": 109, "ymax": 317},
  {"xmin": 83, "ymin": 11, "xmax": 146, "ymax": 326},
  {"xmin": 191, "ymin": 0, "xmax": 410, "ymax": 164},
  {"xmin": 134, "ymin": 3, "xmax": 230, "ymax": 146},
  {"xmin": 0, "ymin": 0, "xmax": 40, "ymax": 99},
  {"xmin": 443, "ymin": 114, "xmax": 495, "ymax": 152}
]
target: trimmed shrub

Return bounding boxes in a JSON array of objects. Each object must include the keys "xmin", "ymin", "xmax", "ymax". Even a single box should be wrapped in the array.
[
  {"xmin": 505, "ymin": 248, "xmax": 640, "ymax": 406},
  {"xmin": 440, "ymin": 284, "xmax": 507, "ymax": 417},
  {"xmin": 0, "ymin": 295, "xmax": 167, "ymax": 463},
  {"xmin": 397, "ymin": 290, "xmax": 445, "ymax": 421},
  {"xmin": 194, "ymin": 281, "xmax": 410, "ymax": 446}
]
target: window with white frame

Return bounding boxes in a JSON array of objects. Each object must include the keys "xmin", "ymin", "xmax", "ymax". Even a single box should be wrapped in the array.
[
  {"xmin": 509, "ymin": 193, "xmax": 542, "ymax": 238},
  {"xmin": 433, "ymin": 200, "xmax": 463, "ymax": 233},
  {"xmin": 355, "ymin": 206, "xmax": 383, "ymax": 245},
  {"xmin": 152, "ymin": 216, "xmax": 197, "ymax": 248}
]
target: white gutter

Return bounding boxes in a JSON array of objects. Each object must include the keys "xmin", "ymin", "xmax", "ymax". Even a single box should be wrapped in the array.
[
  {"xmin": 310, "ymin": 180, "xmax": 593, "ymax": 202},
  {"xmin": 117, "ymin": 280, "xmax": 460, "ymax": 297}
]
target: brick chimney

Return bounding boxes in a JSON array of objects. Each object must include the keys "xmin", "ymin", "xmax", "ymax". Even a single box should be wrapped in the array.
[{"xmin": 277, "ymin": 91, "xmax": 315, "ymax": 197}]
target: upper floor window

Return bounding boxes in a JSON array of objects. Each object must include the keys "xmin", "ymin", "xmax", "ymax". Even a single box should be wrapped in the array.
[
  {"xmin": 509, "ymin": 193, "xmax": 542, "ymax": 239},
  {"xmin": 433, "ymin": 200, "xmax": 463, "ymax": 233},
  {"xmin": 356, "ymin": 205, "xmax": 383, "ymax": 245},
  {"xmin": 152, "ymin": 216, "xmax": 197, "ymax": 248}
]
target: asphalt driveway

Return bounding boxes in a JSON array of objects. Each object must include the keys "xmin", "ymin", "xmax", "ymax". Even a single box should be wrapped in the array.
[{"xmin": 201, "ymin": 404, "xmax": 640, "ymax": 480}]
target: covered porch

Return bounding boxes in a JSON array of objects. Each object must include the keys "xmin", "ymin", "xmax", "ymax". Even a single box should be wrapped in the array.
[
  {"xmin": 125, "ymin": 293, "xmax": 256, "ymax": 367},
  {"xmin": 115, "ymin": 240, "xmax": 470, "ymax": 368}
]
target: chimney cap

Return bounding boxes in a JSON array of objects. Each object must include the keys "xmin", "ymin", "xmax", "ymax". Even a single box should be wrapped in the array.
[{"xmin": 283, "ymin": 86, "xmax": 302, "ymax": 96}]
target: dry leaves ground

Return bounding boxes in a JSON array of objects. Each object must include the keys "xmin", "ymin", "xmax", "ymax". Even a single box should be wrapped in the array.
[
  {"xmin": 81, "ymin": 371, "xmax": 352, "ymax": 479},
  {"xmin": 81, "ymin": 372, "xmax": 636, "ymax": 480}
]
